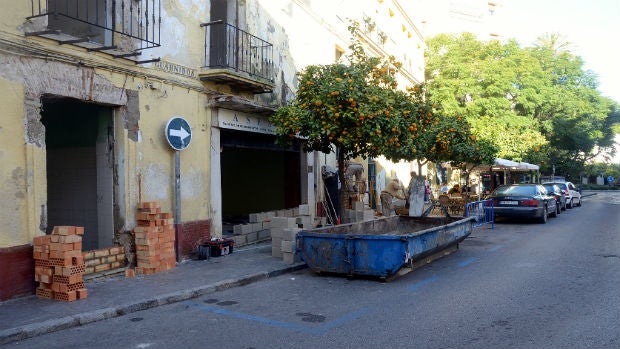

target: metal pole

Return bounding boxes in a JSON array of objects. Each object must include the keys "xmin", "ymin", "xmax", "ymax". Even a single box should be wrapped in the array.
[
  {"xmin": 175, "ymin": 150, "xmax": 181, "ymax": 222},
  {"xmin": 175, "ymin": 150, "xmax": 181, "ymax": 262}
]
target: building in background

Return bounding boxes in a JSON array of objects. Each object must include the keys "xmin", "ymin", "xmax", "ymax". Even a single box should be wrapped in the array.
[{"xmin": 0, "ymin": 0, "xmax": 426, "ymax": 300}]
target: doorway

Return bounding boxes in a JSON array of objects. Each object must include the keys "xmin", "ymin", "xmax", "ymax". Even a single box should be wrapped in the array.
[{"xmin": 41, "ymin": 97, "xmax": 115, "ymax": 251}]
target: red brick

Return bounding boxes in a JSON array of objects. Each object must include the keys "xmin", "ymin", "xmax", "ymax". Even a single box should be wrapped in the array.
[
  {"xmin": 76, "ymin": 288, "xmax": 88, "ymax": 300},
  {"xmin": 125, "ymin": 268, "xmax": 136, "ymax": 278},
  {"xmin": 53, "ymin": 226, "xmax": 76, "ymax": 236},
  {"xmin": 137, "ymin": 207, "xmax": 162, "ymax": 214},
  {"xmin": 94, "ymin": 264, "xmax": 111, "ymax": 272},
  {"xmin": 36, "ymin": 287, "xmax": 54, "ymax": 299},
  {"xmin": 75, "ymin": 227, "xmax": 85, "ymax": 236},
  {"xmin": 53, "ymin": 274, "xmax": 83, "ymax": 284},
  {"xmin": 33, "ymin": 235, "xmax": 52, "ymax": 246},
  {"xmin": 55, "ymin": 264, "xmax": 86, "ymax": 276},
  {"xmin": 54, "ymin": 291, "xmax": 77, "ymax": 302},
  {"xmin": 94, "ymin": 249, "xmax": 110, "ymax": 258}
]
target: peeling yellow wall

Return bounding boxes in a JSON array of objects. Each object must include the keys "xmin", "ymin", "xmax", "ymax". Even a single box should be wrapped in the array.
[
  {"xmin": 0, "ymin": 3, "xmax": 214, "ymax": 248},
  {"xmin": 0, "ymin": 78, "xmax": 31, "ymax": 246}
]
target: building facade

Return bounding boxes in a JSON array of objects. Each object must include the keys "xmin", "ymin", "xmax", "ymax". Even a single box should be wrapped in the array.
[{"xmin": 0, "ymin": 0, "xmax": 425, "ymax": 300}]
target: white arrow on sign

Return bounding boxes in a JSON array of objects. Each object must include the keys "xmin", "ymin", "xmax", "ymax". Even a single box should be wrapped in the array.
[{"xmin": 169, "ymin": 125, "xmax": 190, "ymax": 141}]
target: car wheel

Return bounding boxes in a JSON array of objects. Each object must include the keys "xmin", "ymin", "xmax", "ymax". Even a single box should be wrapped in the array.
[
  {"xmin": 561, "ymin": 200, "xmax": 567, "ymax": 210},
  {"xmin": 556, "ymin": 202, "xmax": 561, "ymax": 215},
  {"xmin": 539, "ymin": 206, "xmax": 548, "ymax": 223},
  {"xmin": 550, "ymin": 203, "xmax": 558, "ymax": 218},
  {"xmin": 567, "ymin": 198, "xmax": 573, "ymax": 209}
]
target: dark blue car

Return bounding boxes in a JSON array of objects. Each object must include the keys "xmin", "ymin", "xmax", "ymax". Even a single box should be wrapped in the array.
[{"xmin": 489, "ymin": 184, "xmax": 558, "ymax": 223}]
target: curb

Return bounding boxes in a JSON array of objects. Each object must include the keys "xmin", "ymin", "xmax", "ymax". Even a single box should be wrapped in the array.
[{"xmin": 0, "ymin": 262, "xmax": 307, "ymax": 345}]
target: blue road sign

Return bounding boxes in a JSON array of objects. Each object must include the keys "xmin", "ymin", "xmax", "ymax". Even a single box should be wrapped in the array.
[
  {"xmin": 165, "ymin": 117, "xmax": 192, "ymax": 151},
  {"xmin": 608, "ymin": 175, "xmax": 614, "ymax": 183}
]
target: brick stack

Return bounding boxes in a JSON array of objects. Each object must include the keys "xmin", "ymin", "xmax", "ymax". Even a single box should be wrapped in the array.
[
  {"xmin": 33, "ymin": 226, "xmax": 87, "ymax": 302},
  {"xmin": 83, "ymin": 246, "xmax": 126, "ymax": 275},
  {"xmin": 133, "ymin": 202, "xmax": 176, "ymax": 275}
]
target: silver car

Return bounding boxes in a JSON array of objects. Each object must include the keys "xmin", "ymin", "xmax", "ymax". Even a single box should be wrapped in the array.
[{"xmin": 542, "ymin": 181, "xmax": 582, "ymax": 208}]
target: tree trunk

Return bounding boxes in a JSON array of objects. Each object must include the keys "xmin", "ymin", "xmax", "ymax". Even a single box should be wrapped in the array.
[{"xmin": 337, "ymin": 147, "xmax": 346, "ymax": 225}]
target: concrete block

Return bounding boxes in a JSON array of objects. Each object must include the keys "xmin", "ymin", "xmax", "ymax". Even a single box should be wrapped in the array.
[
  {"xmin": 246, "ymin": 232, "xmax": 258, "ymax": 243},
  {"xmin": 271, "ymin": 237, "xmax": 283, "ymax": 257},
  {"xmin": 241, "ymin": 224, "xmax": 253, "ymax": 234},
  {"xmin": 276, "ymin": 209, "xmax": 286, "ymax": 217},
  {"xmin": 233, "ymin": 225, "xmax": 243, "ymax": 235},
  {"xmin": 265, "ymin": 211, "xmax": 277, "ymax": 219},
  {"xmin": 282, "ymin": 228, "xmax": 300, "ymax": 241},
  {"xmin": 298, "ymin": 204, "xmax": 310, "ymax": 215},
  {"xmin": 249, "ymin": 213, "xmax": 259, "ymax": 223},
  {"xmin": 232, "ymin": 235, "xmax": 247, "ymax": 246},
  {"xmin": 282, "ymin": 251, "xmax": 300, "ymax": 264},
  {"xmin": 292, "ymin": 208, "xmax": 299, "ymax": 216},
  {"xmin": 270, "ymin": 228, "xmax": 284, "ymax": 239},
  {"xmin": 251, "ymin": 222, "xmax": 263, "ymax": 232},
  {"xmin": 363, "ymin": 210, "xmax": 375, "ymax": 221},
  {"xmin": 353, "ymin": 201, "xmax": 365, "ymax": 211},
  {"xmin": 257, "ymin": 229, "xmax": 271, "ymax": 240},
  {"xmin": 296, "ymin": 216, "xmax": 313, "ymax": 226},
  {"xmin": 270, "ymin": 217, "xmax": 297, "ymax": 228},
  {"xmin": 261, "ymin": 220, "xmax": 271, "ymax": 229},
  {"xmin": 281, "ymin": 240, "xmax": 295, "ymax": 253}
]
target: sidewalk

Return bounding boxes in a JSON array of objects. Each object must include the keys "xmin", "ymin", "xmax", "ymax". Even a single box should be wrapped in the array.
[{"xmin": 0, "ymin": 242, "xmax": 306, "ymax": 345}]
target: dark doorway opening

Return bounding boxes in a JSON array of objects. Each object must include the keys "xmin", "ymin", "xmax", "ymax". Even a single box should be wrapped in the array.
[
  {"xmin": 220, "ymin": 129, "xmax": 301, "ymax": 225},
  {"xmin": 41, "ymin": 97, "xmax": 115, "ymax": 251}
]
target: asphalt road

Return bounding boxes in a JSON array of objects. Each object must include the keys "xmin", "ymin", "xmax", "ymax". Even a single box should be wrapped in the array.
[{"xmin": 8, "ymin": 192, "xmax": 620, "ymax": 349}]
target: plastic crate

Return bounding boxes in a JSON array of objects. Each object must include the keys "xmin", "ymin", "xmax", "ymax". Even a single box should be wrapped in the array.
[{"xmin": 199, "ymin": 239, "xmax": 234, "ymax": 258}]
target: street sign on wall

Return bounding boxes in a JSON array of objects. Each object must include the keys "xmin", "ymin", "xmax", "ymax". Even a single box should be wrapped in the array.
[{"xmin": 165, "ymin": 117, "xmax": 192, "ymax": 151}]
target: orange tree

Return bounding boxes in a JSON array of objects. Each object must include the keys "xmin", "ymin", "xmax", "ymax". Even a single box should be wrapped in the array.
[{"xmin": 270, "ymin": 22, "xmax": 495, "ymax": 215}]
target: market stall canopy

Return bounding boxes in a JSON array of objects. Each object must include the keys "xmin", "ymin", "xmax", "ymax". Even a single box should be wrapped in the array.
[{"xmin": 472, "ymin": 158, "xmax": 539, "ymax": 171}]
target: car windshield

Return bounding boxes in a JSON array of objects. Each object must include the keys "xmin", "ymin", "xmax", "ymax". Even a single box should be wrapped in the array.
[
  {"xmin": 543, "ymin": 185, "xmax": 556, "ymax": 192},
  {"xmin": 545, "ymin": 182, "xmax": 567, "ymax": 190},
  {"xmin": 493, "ymin": 185, "xmax": 536, "ymax": 196}
]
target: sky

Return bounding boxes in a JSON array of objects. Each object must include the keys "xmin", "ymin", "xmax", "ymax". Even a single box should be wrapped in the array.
[{"xmin": 499, "ymin": 0, "xmax": 620, "ymax": 103}]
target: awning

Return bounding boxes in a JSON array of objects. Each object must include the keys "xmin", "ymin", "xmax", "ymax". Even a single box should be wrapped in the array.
[{"xmin": 472, "ymin": 158, "xmax": 539, "ymax": 172}]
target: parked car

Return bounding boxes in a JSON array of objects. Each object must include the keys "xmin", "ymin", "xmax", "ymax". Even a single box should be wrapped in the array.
[
  {"xmin": 542, "ymin": 183, "xmax": 567, "ymax": 213},
  {"xmin": 541, "ymin": 181, "xmax": 582, "ymax": 208},
  {"xmin": 489, "ymin": 184, "xmax": 558, "ymax": 223}
]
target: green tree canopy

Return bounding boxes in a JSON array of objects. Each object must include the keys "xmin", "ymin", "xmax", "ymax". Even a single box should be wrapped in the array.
[{"xmin": 425, "ymin": 33, "xmax": 619, "ymax": 179}]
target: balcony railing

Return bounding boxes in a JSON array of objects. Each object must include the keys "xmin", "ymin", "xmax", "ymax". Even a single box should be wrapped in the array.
[
  {"xmin": 26, "ymin": 0, "xmax": 161, "ymax": 63},
  {"xmin": 200, "ymin": 20, "xmax": 274, "ymax": 93}
]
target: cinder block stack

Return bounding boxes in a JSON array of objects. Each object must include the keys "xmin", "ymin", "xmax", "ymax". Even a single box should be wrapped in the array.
[
  {"xmin": 33, "ymin": 226, "xmax": 87, "ymax": 302},
  {"xmin": 269, "ymin": 217, "xmax": 301, "ymax": 263},
  {"xmin": 133, "ymin": 202, "xmax": 176, "ymax": 275}
]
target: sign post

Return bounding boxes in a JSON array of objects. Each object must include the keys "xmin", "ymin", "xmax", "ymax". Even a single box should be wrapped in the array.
[{"xmin": 165, "ymin": 117, "xmax": 192, "ymax": 261}]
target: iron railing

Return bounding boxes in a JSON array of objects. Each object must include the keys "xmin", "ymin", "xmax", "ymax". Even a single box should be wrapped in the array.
[
  {"xmin": 28, "ymin": 0, "xmax": 161, "ymax": 50},
  {"xmin": 201, "ymin": 20, "xmax": 274, "ymax": 83},
  {"xmin": 465, "ymin": 199, "xmax": 495, "ymax": 229}
]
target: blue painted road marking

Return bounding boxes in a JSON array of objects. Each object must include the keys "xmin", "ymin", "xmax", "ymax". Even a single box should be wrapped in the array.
[
  {"xmin": 408, "ymin": 275, "xmax": 439, "ymax": 291},
  {"xmin": 184, "ymin": 301, "xmax": 371, "ymax": 335},
  {"xmin": 488, "ymin": 244, "xmax": 505, "ymax": 252},
  {"xmin": 457, "ymin": 257, "xmax": 480, "ymax": 267}
]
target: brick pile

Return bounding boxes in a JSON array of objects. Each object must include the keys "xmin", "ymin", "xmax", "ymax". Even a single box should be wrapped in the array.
[
  {"xmin": 33, "ymin": 226, "xmax": 87, "ymax": 302},
  {"xmin": 83, "ymin": 246, "xmax": 126, "ymax": 275},
  {"xmin": 133, "ymin": 202, "xmax": 176, "ymax": 275}
]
